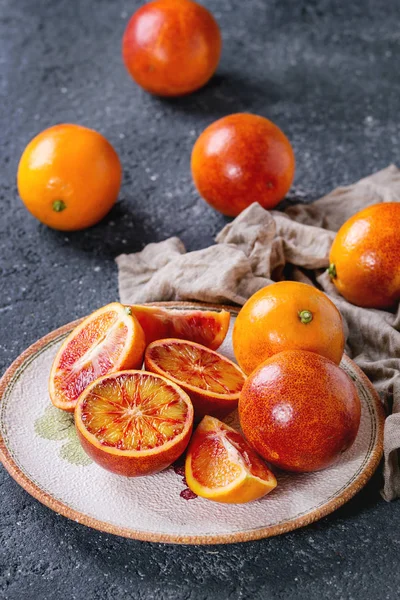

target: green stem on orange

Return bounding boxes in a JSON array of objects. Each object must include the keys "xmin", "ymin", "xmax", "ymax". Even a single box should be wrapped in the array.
[
  {"xmin": 52, "ymin": 199, "xmax": 66, "ymax": 212},
  {"xmin": 124, "ymin": 306, "xmax": 132, "ymax": 316},
  {"xmin": 298, "ymin": 310, "xmax": 313, "ymax": 324},
  {"xmin": 328, "ymin": 263, "xmax": 337, "ymax": 279}
]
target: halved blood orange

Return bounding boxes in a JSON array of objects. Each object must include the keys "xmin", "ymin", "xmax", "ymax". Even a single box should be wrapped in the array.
[
  {"xmin": 49, "ymin": 303, "xmax": 145, "ymax": 412},
  {"xmin": 75, "ymin": 370, "xmax": 194, "ymax": 476},
  {"xmin": 128, "ymin": 305, "xmax": 230, "ymax": 350},
  {"xmin": 144, "ymin": 339, "xmax": 246, "ymax": 420},
  {"xmin": 185, "ymin": 416, "xmax": 277, "ymax": 503}
]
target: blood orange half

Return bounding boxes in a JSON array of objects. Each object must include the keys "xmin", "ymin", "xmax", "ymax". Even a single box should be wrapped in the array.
[
  {"xmin": 185, "ymin": 416, "xmax": 277, "ymax": 503},
  {"xmin": 145, "ymin": 339, "xmax": 246, "ymax": 420},
  {"xmin": 49, "ymin": 303, "xmax": 145, "ymax": 412},
  {"xmin": 75, "ymin": 370, "xmax": 194, "ymax": 476},
  {"xmin": 128, "ymin": 305, "xmax": 230, "ymax": 350}
]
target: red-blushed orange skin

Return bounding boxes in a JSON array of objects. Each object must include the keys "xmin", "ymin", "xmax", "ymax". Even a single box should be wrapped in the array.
[
  {"xmin": 239, "ymin": 350, "xmax": 361, "ymax": 472},
  {"xmin": 17, "ymin": 124, "xmax": 122, "ymax": 230},
  {"xmin": 76, "ymin": 424, "xmax": 192, "ymax": 477},
  {"xmin": 191, "ymin": 113, "xmax": 295, "ymax": 216},
  {"xmin": 329, "ymin": 202, "xmax": 400, "ymax": 309},
  {"xmin": 233, "ymin": 281, "xmax": 345, "ymax": 375},
  {"xmin": 122, "ymin": 0, "xmax": 222, "ymax": 97},
  {"xmin": 144, "ymin": 338, "xmax": 245, "ymax": 421},
  {"xmin": 75, "ymin": 370, "xmax": 194, "ymax": 477},
  {"xmin": 128, "ymin": 305, "xmax": 230, "ymax": 349}
]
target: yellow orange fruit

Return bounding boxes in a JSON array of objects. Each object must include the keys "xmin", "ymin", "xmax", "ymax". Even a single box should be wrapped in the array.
[
  {"xmin": 17, "ymin": 124, "xmax": 122, "ymax": 230},
  {"xmin": 185, "ymin": 416, "xmax": 277, "ymax": 503},
  {"xmin": 233, "ymin": 281, "xmax": 345, "ymax": 374},
  {"xmin": 49, "ymin": 303, "xmax": 145, "ymax": 412},
  {"xmin": 75, "ymin": 370, "xmax": 194, "ymax": 476}
]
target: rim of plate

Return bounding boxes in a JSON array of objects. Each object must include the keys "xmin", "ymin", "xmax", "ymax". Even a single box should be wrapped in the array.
[{"xmin": 0, "ymin": 301, "xmax": 385, "ymax": 545}]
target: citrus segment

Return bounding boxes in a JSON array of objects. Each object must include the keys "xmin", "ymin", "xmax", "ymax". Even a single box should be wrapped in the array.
[
  {"xmin": 128, "ymin": 305, "xmax": 230, "ymax": 349},
  {"xmin": 185, "ymin": 416, "xmax": 277, "ymax": 503},
  {"xmin": 49, "ymin": 303, "xmax": 145, "ymax": 412},
  {"xmin": 145, "ymin": 339, "xmax": 246, "ymax": 420},
  {"xmin": 75, "ymin": 371, "xmax": 194, "ymax": 476}
]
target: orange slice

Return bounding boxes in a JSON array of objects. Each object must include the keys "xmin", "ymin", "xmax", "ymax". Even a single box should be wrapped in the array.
[
  {"xmin": 185, "ymin": 416, "xmax": 277, "ymax": 503},
  {"xmin": 75, "ymin": 370, "xmax": 194, "ymax": 476},
  {"xmin": 128, "ymin": 305, "xmax": 230, "ymax": 350},
  {"xmin": 145, "ymin": 339, "xmax": 245, "ymax": 420},
  {"xmin": 49, "ymin": 302, "xmax": 145, "ymax": 412}
]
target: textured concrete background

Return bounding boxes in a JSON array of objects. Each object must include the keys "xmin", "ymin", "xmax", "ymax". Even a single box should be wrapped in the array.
[{"xmin": 1, "ymin": 0, "xmax": 400, "ymax": 598}]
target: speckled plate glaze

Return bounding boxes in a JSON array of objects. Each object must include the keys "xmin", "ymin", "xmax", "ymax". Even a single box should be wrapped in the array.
[{"xmin": 0, "ymin": 303, "xmax": 385, "ymax": 545}]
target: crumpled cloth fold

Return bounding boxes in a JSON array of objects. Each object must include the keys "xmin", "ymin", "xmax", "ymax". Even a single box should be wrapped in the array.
[{"xmin": 117, "ymin": 165, "xmax": 400, "ymax": 501}]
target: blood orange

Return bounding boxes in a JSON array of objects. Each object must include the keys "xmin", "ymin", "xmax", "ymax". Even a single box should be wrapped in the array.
[
  {"xmin": 75, "ymin": 370, "xmax": 194, "ymax": 476},
  {"xmin": 239, "ymin": 350, "xmax": 361, "ymax": 472},
  {"xmin": 145, "ymin": 339, "xmax": 246, "ymax": 420},
  {"xmin": 49, "ymin": 303, "xmax": 145, "ymax": 412},
  {"xmin": 128, "ymin": 305, "xmax": 230, "ymax": 349},
  {"xmin": 185, "ymin": 416, "xmax": 277, "ymax": 503}
]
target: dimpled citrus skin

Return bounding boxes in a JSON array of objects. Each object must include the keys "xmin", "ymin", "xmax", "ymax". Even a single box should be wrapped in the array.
[
  {"xmin": 122, "ymin": 0, "xmax": 221, "ymax": 97},
  {"xmin": 17, "ymin": 124, "xmax": 122, "ymax": 231},
  {"xmin": 329, "ymin": 203, "xmax": 400, "ymax": 309},
  {"xmin": 191, "ymin": 113, "xmax": 295, "ymax": 216},
  {"xmin": 239, "ymin": 350, "xmax": 361, "ymax": 472},
  {"xmin": 233, "ymin": 281, "xmax": 345, "ymax": 375}
]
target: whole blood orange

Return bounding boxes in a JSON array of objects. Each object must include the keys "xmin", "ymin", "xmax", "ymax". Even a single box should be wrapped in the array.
[
  {"xmin": 49, "ymin": 303, "xmax": 145, "ymax": 412},
  {"xmin": 191, "ymin": 113, "xmax": 295, "ymax": 216},
  {"xmin": 185, "ymin": 416, "xmax": 277, "ymax": 503},
  {"xmin": 75, "ymin": 370, "xmax": 193, "ymax": 476},
  {"xmin": 328, "ymin": 202, "xmax": 400, "ymax": 309},
  {"xmin": 129, "ymin": 305, "xmax": 230, "ymax": 349},
  {"xmin": 239, "ymin": 350, "xmax": 361, "ymax": 472},
  {"xmin": 233, "ymin": 281, "xmax": 345, "ymax": 375},
  {"xmin": 17, "ymin": 124, "xmax": 122, "ymax": 230},
  {"xmin": 145, "ymin": 339, "xmax": 245, "ymax": 420},
  {"xmin": 122, "ymin": 0, "xmax": 221, "ymax": 96}
]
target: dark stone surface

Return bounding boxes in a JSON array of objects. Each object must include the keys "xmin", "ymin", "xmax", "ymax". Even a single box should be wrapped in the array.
[{"xmin": 1, "ymin": 0, "xmax": 400, "ymax": 597}]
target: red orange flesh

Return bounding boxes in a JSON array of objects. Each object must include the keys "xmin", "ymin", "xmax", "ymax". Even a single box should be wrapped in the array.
[
  {"xmin": 145, "ymin": 339, "xmax": 245, "ymax": 420},
  {"xmin": 185, "ymin": 416, "xmax": 277, "ymax": 503},
  {"xmin": 49, "ymin": 303, "xmax": 145, "ymax": 412},
  {"xmin": 128, "ymin": 305, "xmax": 230, "ymax": 349},
  {"xmin": 75, "ymin": 370, "xmax": 194, "ymax": 476}
]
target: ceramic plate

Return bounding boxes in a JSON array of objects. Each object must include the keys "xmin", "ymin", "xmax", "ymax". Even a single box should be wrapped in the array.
[{"xmin": 0, "ymin": 303, "xmax": 384, "ymax": 545}]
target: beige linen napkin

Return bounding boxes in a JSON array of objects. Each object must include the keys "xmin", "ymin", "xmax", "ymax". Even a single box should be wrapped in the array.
[{"xmin": 117, "ymin": 165, "xmax": 400, "ymax": 501}]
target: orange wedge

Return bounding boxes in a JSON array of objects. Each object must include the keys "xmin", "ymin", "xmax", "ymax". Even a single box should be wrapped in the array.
[
  {"xmin": 75, "ymin": 370, "xmax": 193, "ymax": 476},
  {"xmin": 145, "ymin": 339, "xmax": 245, "ymax": 420},
  {"xmin": 49, "ymin": 302, "xmax": 145, "ymax": 412},
  {"xmin": 128, "ymin": 305, "xmax": 230, "ymax": 350},
  {"xmin": 185, "ymin": 416, "xmax": 277, "ymax": 503}
]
